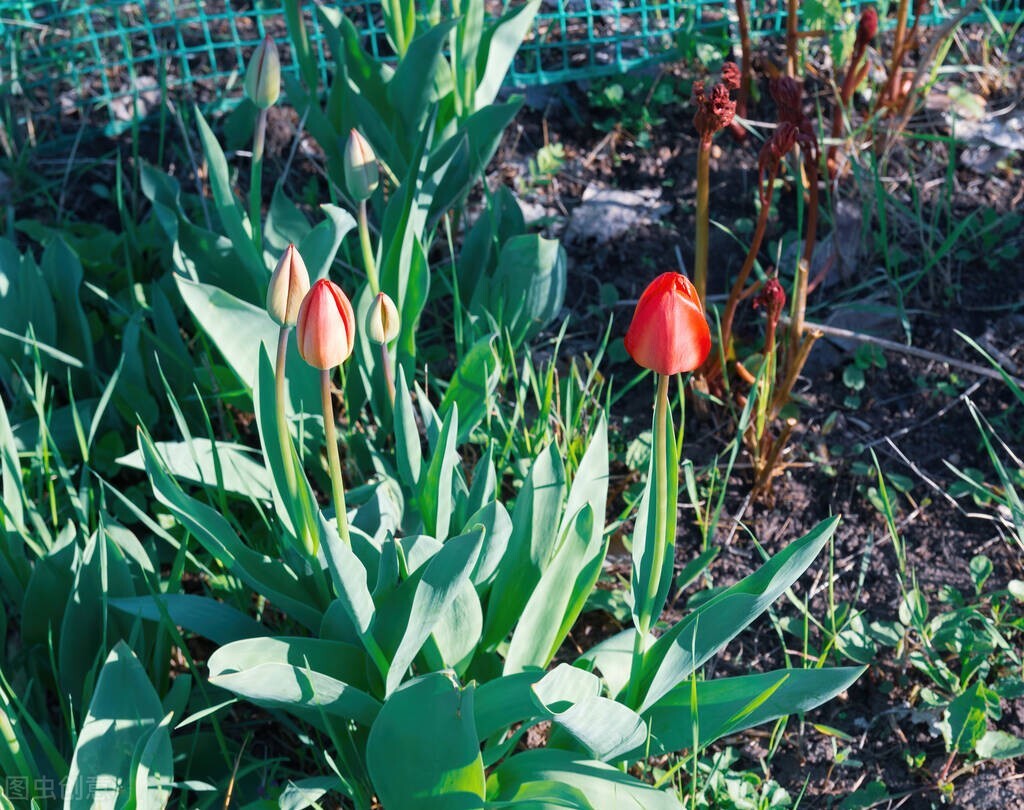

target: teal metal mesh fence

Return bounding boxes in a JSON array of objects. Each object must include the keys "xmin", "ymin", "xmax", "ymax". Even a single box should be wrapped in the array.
[{"xmin": 1, "ymin": 1, "xmax": 1019, "ymax": 137}]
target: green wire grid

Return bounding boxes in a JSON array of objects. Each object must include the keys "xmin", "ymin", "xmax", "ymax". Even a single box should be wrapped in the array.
[{"xmin": 1, "ymin": 1, "xmax": 1019, "ymax": 138}]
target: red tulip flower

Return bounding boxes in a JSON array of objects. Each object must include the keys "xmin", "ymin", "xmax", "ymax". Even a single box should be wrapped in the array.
[
  {"xmin": 625, "ymin": 272, "xmax": 712, "ymax": 375},
  {"xmin": 296, "ymin": 279, "xmax": 356, "ymax": 370}
]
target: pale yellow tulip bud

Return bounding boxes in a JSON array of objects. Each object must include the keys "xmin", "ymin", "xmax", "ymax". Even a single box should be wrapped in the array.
[
  {"xmin": 344, "ymin": 129, "xmax": 380, "ymax": 201},
  {"xmin": 367, "ymin": 292, "xmax": 400, "ymax": 344},
  {"xmin": 267, "ymin": 244, "xmax": 311, "ymax": 326},
  {"xmin": 245, "ymin": 34, "xmax": 281, "ymax": 109}
]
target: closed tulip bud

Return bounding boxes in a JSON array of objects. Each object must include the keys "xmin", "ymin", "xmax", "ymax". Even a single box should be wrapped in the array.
[
  {"xmin": 266, "ymin": 244, "xmax": 311, "ymax": 326},
  {"xmin": 625, "ymin": 272, "xmax": 712, "ymax": 375},
  {"xmin": 367, "ymin": 292, "xmax": 400, "ymax": 344},
  {"xmin": 296, "ymin": 279, "xmax": 356, "ymax": 370},
  {"xmin": 345, "ymin": 129, "xmax": 379, "ymax": 201},
  {"xmin": 245, "ymin": 34, "xmax": 280, "ymax": 109}
]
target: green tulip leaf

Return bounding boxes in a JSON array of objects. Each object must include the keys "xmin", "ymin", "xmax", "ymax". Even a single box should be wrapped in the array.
[
  {"xmin": 66, "ymin": 642, "xmax": 173, "ymax": 810},
  {"xmin": 367, "ymin": 673, "xmax": 486, "ymax": 810}
]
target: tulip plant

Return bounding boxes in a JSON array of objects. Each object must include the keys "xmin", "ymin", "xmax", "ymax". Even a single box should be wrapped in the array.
[
  {"xmin": 126, "ymin": 232, "xmax": 863, "ymax": 806},
  {"xmin": 74, "ymin": 4, "xmax": 863, "ymax": 804}
]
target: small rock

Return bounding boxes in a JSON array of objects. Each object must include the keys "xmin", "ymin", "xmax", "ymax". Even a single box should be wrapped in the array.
[{"xmin": 564, "ymin": 185, "xmax": 671, "ymax": 245}]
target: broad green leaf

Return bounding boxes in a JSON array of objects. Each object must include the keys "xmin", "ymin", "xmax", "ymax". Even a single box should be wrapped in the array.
[
  {"xmin": 194, "ymin": 108, "xmax": 264, "ymax": 287},
  {"xmin": 387, "ymin": 22, "xmax": 458, "ymax": 149},
  {"xmin": 109, "ymin": 595, "xmax": 270, "ymax": 645},
  {"xmin": 66, "ymin": 642, "xmax": 173, "ymax": 809},
  {"xmin": 484, "ymin": 780, "xmax": 593, "ymax": 809},
  {"xmin": 466, "ymin": 501, "xmax": 512, "ymax": 589},
  {"xmin": 465, "ymin": 447, "xmax": 498, "ymax": 522},
  {"xmin": 264, "ymin": 184, "xmax": 312, "ymax": 256},
  {"xmin": 319, "ymin": 516, "xmax": 382, "ymax": 654},
  {"xmin": 474, "ymin": 1, "xmax": 540, "ymax": 109},
  {"xmin": 418, "ymin": 405, "xmax": 460, "ymax": 540},
  {"xmin": 379, "ymin": 111, "xmax": 433, "ymax": 369},
  {"xmin": 208, "ymin": 637, "xmax": 380, "ymax": 727},
  {"xmin": 637, "ymin": 666, "xmax": 864, "ymax": 756},
  {"xmin": 0, "ymin": 393, "xmax": 28, "ymax": 571},
  {"xmin": 976, "ymin": 730, "xmax": 1024, "ymax": 760},
  {"xmin": 563, "ymin": 416, "xmax": 608, "ymax": 543},
  {"xmin": 141, "ymin": 432, "xmax": 325, "ymax": 631},
  {"xmin": 475, "ymin": 671, "xmax": 545, "ymax": 741},
  {"xmin": 530, "ymin": 665, "xmax": 647, "ymax": 762},
  {"xmin": 40, "ymin": 237, "xmax": 95, "ymax": 375},
  {"xmin": 0, "ymin": 242, "xmax": 51, "ymax": 388},
  {"xmin": 452, "ymin": 0, "xmax": 483, "ymax": 112},
  {"xmin": 20, "ymin": 530, "xmax": 77, "ymax": 649},
  {"xmin": 457, "ymin": 185, "xmax": 524, "ymax": 304},
  {"xmin": 482, "ymin": 445, "xmax": 566, "ymax": 650},
  {"xmin": 117, "ymin": 439, "xmax": 272, "ymax": 501},
  {"xmin": 639, "ymin": 517, "xmax": 840, "ymax": 712},
  {"xmin": 488, "ymin": 234, "xmax": 566, "ymax": 344},
  {"xmin": 254, "ymin": 345, "xmax": 315, "ymax": 546},
  {"xmin": 426, "ymin": 579, "xmax": 483, "ymax": 676},
  {"xmin": 941, "ymin": 682, "xmax": 990, "ymax": 754},
  {"xmin": 367, "ymin": 673, "xmax": 485, "ymax": 810},
  {"xmin": 394, "ymin": 370, "xmax": 422, "ymax": 487},
  {"xmin": 575, "ymin": 628, "xmax": 638, "ymax": 700},
  {"xmin": 427, "ymin": 100, "xmax": 523, "ymax": 227},
  {"xmin": 299, "ymin": 204, "xmax": 357, "ymax": 281},
  {"xmin": 387, "ymin": 528, "xmax": 483, "ymax": 695},
  {"xmin": 59, "ymin": 530, "xmax": 136, "ymax": 712},
  {"xmin": 351, "ymin": 282, "xmax": 393, "ymax": 433},
  {"xmin": 487, "ymin": 749, "xmax": 682, "ymax": 810},
  {"xmin": 505, "ymin": 505, "xmax": 604, "ymax": 673},
  {"xmin": 132, "ymin": 713, "xmax": 174, "ymax": 810},
  {"xmin": 440, "ymin": 336, "xmax": 499, "ymax": 444}
]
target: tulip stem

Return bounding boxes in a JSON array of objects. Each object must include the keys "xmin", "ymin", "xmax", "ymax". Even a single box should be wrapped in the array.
[
  {"xmin": 250, "ymin": 108, "xmax": 268, "ymax": 257},
  {"xmin": 275, "ymin": 327, "xmax": 298, "ymax": 499},
  {"xmin": 694, "ymin": 141, "xmax": 711, "ymax": 308},
  {"xmin": 627, "ymin": 373, "xmax": 674, "ymax": 709},
  {"xmin": 380, "ymin": 342, "xmax": 396, "ymax": 406},
  {"xmin": 276, "ymin": 327, "xmax": 318, "ymax": 556},
  {"xmin": 320, "ymin": 369, "xmax": 351, "ymax": 545},
  {"xmin": 358, "ymin": 200, "xmax": 379, "ymax": 296}
]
